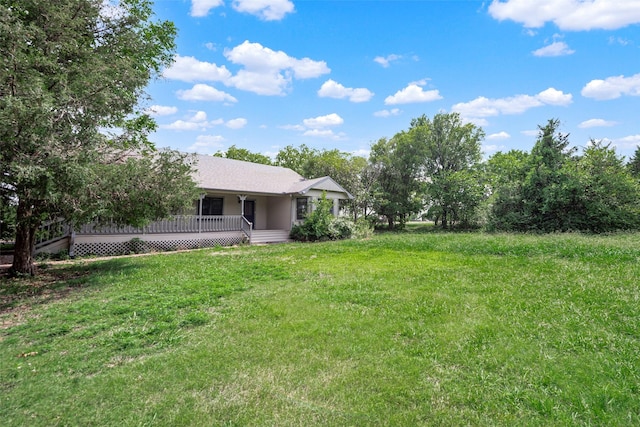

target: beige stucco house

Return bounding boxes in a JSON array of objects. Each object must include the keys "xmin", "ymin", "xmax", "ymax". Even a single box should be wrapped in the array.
[{"xmin": 55, "ymin": 154, "xmax": 352, "ymax": 256}]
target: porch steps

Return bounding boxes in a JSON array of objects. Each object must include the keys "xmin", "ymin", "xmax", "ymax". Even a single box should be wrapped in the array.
[{"xmin": 250, "ymin": 230, "xmax": 291, "ymax": 244}]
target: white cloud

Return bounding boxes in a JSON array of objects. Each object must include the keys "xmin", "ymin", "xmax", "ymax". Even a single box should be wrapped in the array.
[
  {"xmin": 228, "ymin": 70, "xmax": 290, "ymax": 96},
  {"xmin": 609, "ymin": 36, "xmax": 631, "ymax": 46},
  {"xmin": 612, "ymin": 134, "xmax": 640, "ymax": 150},
  {"xmin": 190, "ymin": 0, "xmax": 224, "ymax": 18},
  {"xmin": 303, "ymin": 113, "xmax": 344, "ymax": 129},
  {"xmin": 409, "ymin": 78, "xmax": 429, "ymax": 86},
  {"xmin": 163, "ymin": 55, "xmax": 232, "ymax": 82},
  {"xmin": 161, "ymin": 111, "xmax": 224, "ymax": 131},
  {"xmin": 533, "ymin": 41, "xmax": 575, "ymax": 57},
  {"xmin": 482, "ymin": 144, "xmax": 506, "ymax": 155},
  {"xmin": 374, "ymin": 108, "xmax": 402, "ymax": 118},
  {"xmin": 374, "ymin": 54, "xmax": 402, "ymax": 68},
  {"xmin": 581, "ymin": 73, "xmax": 640, "ymax": 100},
  {"xmin": 384, "ymin": 84, "xmax": 443, "ymax": 105},
  {"xmin": 487, "ymin": 131, "xmax": 511, "ymax": 140},
  {"xmin": 224, "ymin": 41, "xmax": 330, "ymax": 95},
  {"xmin": 232, "ymin": 0, "xmax": 295, "ymax": 21},
  {"xmin": 162, "ymin": 120, "xmax": 207, "ymax": 131},
  {"xmin": 279, "ymin": 124, "xmax": 306, "ymax": 131},
  {"xmin": 177, "ymin": 84, "xmax": 238, "ymax": 103},
  {"xmin": 537, "ymin": 87, "xmax": 573, "ymax": 105},
  {"xmin": 459, "ymin": 116, "xmax": 489, "ymax": 127},
  {"xmin": 452, "ymin": 88, "xmax": 572, "ymax": 120},
  {"xmin": 191, "ymin": 111, "xmax": 208, "ymax": 122},
  {"xmin": 351, "ymin": 148, "xmax": 370, "ymax": 158},
  {"xmin": 318, "ymin": 80, "xmax": 374, "ymax": 103},
  {"xmin": 225, "ymin": 118, "xmax": 248, "ymax": 129},
  {"xmin": 521, "ymin": 130, "xmax": 539, "ymax": 137},
  {"xmin": 302, "ymin": 129, "xmax": 346, "ymax": 140},
  {"xmin": 282, "ymin": 113, "xmax": 346, "ymax": 140},
  {"xmin": 578, "ymin": 118, "xmax": 618, "ymax": 128},
  {"xmin": 187, "ymin": 135, "xmax": 226, "ymax": 153},
  {"xmin": 146, "ymin": 105, "xmax": 178, "ymax": 116},
  {"xmin": 488, "ymin": 0, "xmax": 640, "ymax": 31}
]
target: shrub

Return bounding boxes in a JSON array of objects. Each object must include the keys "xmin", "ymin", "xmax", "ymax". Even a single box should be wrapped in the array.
[{"xmin": 290, "ymin": 193, "xmax": 360, "ymax": 242}]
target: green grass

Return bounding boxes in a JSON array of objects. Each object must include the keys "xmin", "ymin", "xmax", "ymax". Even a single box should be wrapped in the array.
[{"xmin": 2, "ymin": 232, "xmax": 640, "ymax": 426}]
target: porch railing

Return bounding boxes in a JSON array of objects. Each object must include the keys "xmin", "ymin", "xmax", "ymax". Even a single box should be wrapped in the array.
[
  {"xmin": 77, "ymin": 215, "xmax": 245, "ymax": 235},
  {"xmin": 241, "ymin": 216, "xmax": 252, "ymax": 241},
  {"xmin": 35, "ymin": 218, "xmax": 71, "ymax": 249}
]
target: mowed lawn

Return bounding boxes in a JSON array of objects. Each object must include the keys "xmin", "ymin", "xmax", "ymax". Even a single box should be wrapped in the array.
[{"xmin": 1, "ymin": 231, "xmax": 639, "ymax": 426}]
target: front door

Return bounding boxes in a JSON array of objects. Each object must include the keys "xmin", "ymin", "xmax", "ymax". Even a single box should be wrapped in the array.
[{"xmin": 244, "ymin": 200, "xmax": 255, "ymax": 228}]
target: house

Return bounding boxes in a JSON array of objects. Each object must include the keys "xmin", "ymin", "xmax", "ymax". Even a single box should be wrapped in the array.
[{"xmin": 48, "ymin": 154, "xmax": 353, "ymax": 257}]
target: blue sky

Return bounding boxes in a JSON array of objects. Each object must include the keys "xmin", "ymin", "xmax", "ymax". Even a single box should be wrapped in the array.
[{"xmin": 144, "ymin": 0, "xmax": 640, "ymax": 160}]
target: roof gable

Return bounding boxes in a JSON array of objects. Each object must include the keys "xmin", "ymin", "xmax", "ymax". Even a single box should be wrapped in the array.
[{"xmin": 288, "ymin": 176, "xmax": 354, "ymax": 199}]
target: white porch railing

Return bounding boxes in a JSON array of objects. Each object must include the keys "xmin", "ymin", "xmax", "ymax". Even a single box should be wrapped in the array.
[
  {"xmin": 36, "ymin": 218, "xmax": 71, "ymax": 249},
  {"xmin": 241, "ymin": 216, "xmax": 252, "ymax": 241},
  {"xmin": 77, "ymin": 215, "xmax": 246, "ymax": 235}
]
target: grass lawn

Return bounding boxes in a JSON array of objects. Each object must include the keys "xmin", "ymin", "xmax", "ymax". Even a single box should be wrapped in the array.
[{"xmin": 1, "ymin": 231, "xmax": 639, "ymax": 426}]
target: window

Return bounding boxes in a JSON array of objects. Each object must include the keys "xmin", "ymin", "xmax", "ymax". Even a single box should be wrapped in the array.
[
  {"xmin": 296, "ymin": 197, "xmax": 308, "ymax": 220},
  {"xmin": 202, "ymin": 197, "xmax": 223, "ymax": 216}
]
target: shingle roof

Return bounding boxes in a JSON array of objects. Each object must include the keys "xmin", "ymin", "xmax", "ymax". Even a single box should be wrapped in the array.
[{"xmin": 193, "ymin": 154, "xmax": 352, "ymax": 198}]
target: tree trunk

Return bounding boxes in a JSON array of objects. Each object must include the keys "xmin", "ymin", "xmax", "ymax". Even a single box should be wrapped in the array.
[
  {"xmin": 441, "ymin": 210, "xmax": 448, "ymax": 229},
  {"xmin": 10, "ymin": 202, "xmax": 38, "ymax": 276}
]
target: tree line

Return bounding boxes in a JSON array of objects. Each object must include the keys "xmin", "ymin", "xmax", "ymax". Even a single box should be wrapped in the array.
[{"xmin": 215, "ymin": 115, "xmax": 640, "ymax": 233}]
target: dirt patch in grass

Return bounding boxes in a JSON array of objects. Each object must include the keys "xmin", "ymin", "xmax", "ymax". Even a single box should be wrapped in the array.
[{"xmin": 0, "ymin": 268, "xmax": 92, "ymax": 318}]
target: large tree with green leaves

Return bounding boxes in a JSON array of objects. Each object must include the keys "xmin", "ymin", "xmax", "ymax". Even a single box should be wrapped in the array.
[
  {"xmin": 571, "ymin": 141, "xmax": 640, "ymax": 232},
  {"xmin": 484, "ymin": 150, "xmax": 530, "ymax": 231},
  {"xmin": 369, "ymin": 134, "xmax": 426, "ymax": 229},
  {"xmin": 487, "ymin": 120, "xmax": 640, "ymax": 232},
  {"xmin": 0, "ymin": 0, "xmax": 197, "ymax": 275},
  {"xmin": 488, "ymin": 119, "xmax": 578, "ymax": 232},
  {"xmin": 214, "ymin": 145, "xmax": 273, "ymax": 165},
  {"xmin": 628, "ymin": 146, "xmax": 640, "ymax": 179},
  {"xmin": 368, "ymin": 113, "xmax": 484, "ymax": 229},
  {"xmin": 414, "ymin": 113, "xmax": 485, "ymax": 229}
]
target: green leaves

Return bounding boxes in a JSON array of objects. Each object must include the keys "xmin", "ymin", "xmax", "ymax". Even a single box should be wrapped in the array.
[
  {"xmin": 1, "ymin": 0, "xmax": 184, "ymax": 274},
  {"xmin": 370, "ymin": 113, "xmax": 485, "ymax": 229},
  {"xmin": 487, "ymin": 121, "xmax": 640, "ymax": 233}
]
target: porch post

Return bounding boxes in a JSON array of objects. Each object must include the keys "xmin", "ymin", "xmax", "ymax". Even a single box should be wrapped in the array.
[
  {"xmin": 198, "ymin": 193, "xmax": 205, "ymax": 234},
  {"xmin": 238, "ymin": 195, "xmax": 247, "ymax": 216}
]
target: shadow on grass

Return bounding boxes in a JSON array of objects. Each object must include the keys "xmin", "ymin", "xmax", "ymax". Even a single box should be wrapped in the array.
[{"xmin": 0, "ymin": 258, "xmax": 136, "ymax": 313}]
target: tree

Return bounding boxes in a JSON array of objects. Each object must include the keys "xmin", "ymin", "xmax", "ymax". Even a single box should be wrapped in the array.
[
  {"xmin": 274, "ymin": 144, "xmax": 315, "ymax": 175},
  {"xmin": 411, "ymin": 113, "xmax": 485, "ymax": 229},
  {"xmin": 628, "ymin": 146, "xmax": 640, "ymax": 179},
  {"xmin": 369, "ymin": 134, "xmax": 426, "ymax": 229},
  {"xmin": 487, "ymin": 120, "xmax": 640, "ymax": 233},
  {"xmin": 488, "ymin": 119, "xmax": 578, "ymax": 232},
  {"xmin": 572, "ymin": 141, "xmax": 640, "ymax": 232},
  {"xmin": 520, "ymin": 119, "xmax": 580, "ymax": 232},
  {"xmin": 484, "ymin": 150, "xmax": 530, "ymax": 231},
  {"xmin": 214, "ymin": 145, "xmax": 273, "ymax": 165},
  {"xmin": 0, "ymin": 0, "xmax": 197, "ymax": 275}
]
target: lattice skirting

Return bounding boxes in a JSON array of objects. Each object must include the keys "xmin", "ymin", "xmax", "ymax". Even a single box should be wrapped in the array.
[{"xmin": 73, "ymin": 234, "xmax": 245, "ymax": 257}]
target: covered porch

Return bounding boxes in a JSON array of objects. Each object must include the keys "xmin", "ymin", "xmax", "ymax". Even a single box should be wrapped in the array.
[{"xmin": 67, "ymin": 214, "xmax": 291, "ymax": 257}]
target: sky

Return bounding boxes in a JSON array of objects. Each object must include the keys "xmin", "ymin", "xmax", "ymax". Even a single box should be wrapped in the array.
[{"xmin": 144, "ymin": 0, "xmax": 640, "ymax": 160}]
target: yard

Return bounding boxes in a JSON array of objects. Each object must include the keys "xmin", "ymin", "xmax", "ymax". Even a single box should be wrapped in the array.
[{"xmin": 1, "ymin": 231, "xmax": 639, "ymax": 425}]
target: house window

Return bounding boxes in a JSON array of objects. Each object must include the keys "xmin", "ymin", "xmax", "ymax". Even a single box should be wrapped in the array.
[
  {"xmin": 202, "ymin": 197, "xmax": 223, "ymax": 216},
  {"xmin": 296, "ymin": 197, "xmax": 308, "ymax": 220}
]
